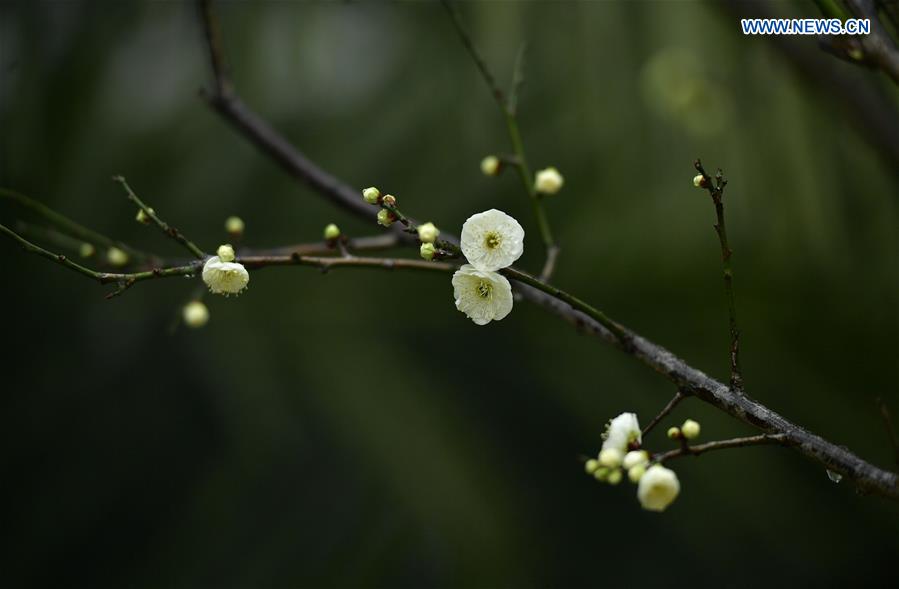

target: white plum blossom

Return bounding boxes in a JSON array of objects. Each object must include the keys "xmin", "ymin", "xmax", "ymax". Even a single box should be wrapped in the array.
[
  {"xmin": 460, "ymin": 209, "xmax": 524, "ymax": 272},
  {"xmin": 602, "ymin": 412, "xmax": 642, "ymax": 453},
  {"xmin": 534, "ymin": 167, "xmax": 564, "ymax": 194},
  {"xmin": 203, "ymin": 254, "xmax": 249, "ymax": 296},
  {"xmin": 452, "ymin": 264, "xmax": 514, "ymax": 325},
  {"xmin": 637, "ymin": 464, "xmax": 680, "ymax": 512}
]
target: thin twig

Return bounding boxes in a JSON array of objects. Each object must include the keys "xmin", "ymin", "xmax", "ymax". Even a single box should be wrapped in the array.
[
  {"xmin": 654, "ymin": 433, "xmax": 790, "ymax": 463},
  {"xmin": 642, "ymin": 390, "xmax": 688, "ymax": 437},
  {"xmin": 876, "ymin": 397, "xmax": 899, "ymax": 467},
  {"xmin": 1, "ymin": 187, "xmax": 151, "ymax": 262},
  {"xmin": 112, "ymin": 176, "xmax": 207, "ymax": 259},
  {"xmin": 694, "ymin": 159, "xmax": 743, "ymax": 392},
  {"xmin": 198, "ymin": 0, "xmax": 231, "ymax": 97}
]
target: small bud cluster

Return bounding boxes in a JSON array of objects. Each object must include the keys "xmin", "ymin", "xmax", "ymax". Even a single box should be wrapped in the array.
[
  {"xmin": 667, "ymin": 418, "xmax": 701, "ymax": 441},
  {"xmin": 586, "ymin": 411, "xmax": 681, "ymax": 512}
]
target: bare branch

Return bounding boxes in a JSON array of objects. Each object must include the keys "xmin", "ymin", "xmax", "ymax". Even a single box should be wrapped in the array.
[
  {"xmin": 194, "ymin": 0, "xmax": 899, "ymax": 500},
  {"xmin": 694, "ymin": 159, "xmax": 743, "ymax": 392},
  {"xmin": 655, "ymin": 434, "xmax": 791, "ymax": 463},
  {"xmin": 112, "ymin": 176, "xmax": 207, "ymax": 259}
]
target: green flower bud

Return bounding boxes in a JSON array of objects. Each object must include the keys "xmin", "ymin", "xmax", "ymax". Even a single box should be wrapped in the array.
[
  {"xmin": 693, "ymin": 174, "xmax": 705, "ymax": 188},
  {"xmin": 480, "ymin": 155, "xmax": 500, "ymax": 176},
  {"xmin": 217, "ymin": 244, "xmax": 236, "ymax": 263},
  {"xmin": 417, "ymin": 222, "xmax": 439, "ymax": 244},
  {"xmin": 323, "ymin": 223, "xmax": 341, "ymax": 241},
  {"xmin": 681, "ymin": 419, "xmax": 700, "ymax": 440},
  {"xmin": 225, "ymin": 216, "xmax": 245, "ymax": 236},
  {"xmin": 362, "ymin": 186, "xmax": 381, "ymax": 204},
  {"xmin": 607, "ymin": 469, "xmax": 623, "ymax": 485},
  {"xmin": 106, "ymin": 247, "xmax": 128, "ymax": 267},
  {"xmin": 584, "ymin": 458, "xmax": 599, "ymax": 475},
  {"xmin": 182, "ymin": 301, "xmax": 210, "ymax": 328},
  {"xmin": 79, "ymin": 243, "xmax": 95, "ymax": 258},
  {"xmin": 377, "ymin": 209, "xmax": 395, "ymax": 227},
  {"xmin": 420, "ymin": 242, "xmax": 437, "ymax": 261},
  {"xmin": 628, "ymin": 464, "xmax": 646, "ymax": 483},
  {"xmin": 667, "ymin": 426, "xmax": 681, "ymax": 440}
]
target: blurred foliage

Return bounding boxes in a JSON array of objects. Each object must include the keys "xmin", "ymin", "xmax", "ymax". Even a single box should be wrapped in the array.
[{"xmin": 1, "ymin": 1, "xmax": 897, "ymax": 587}]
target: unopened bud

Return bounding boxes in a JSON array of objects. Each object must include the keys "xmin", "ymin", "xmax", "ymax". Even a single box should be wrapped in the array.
[
  {"xmin": 693, "ymin": 174, "xmax": 706, "ymax": 188},
  {"xmin": 593, "ymin": 467, "xmax": 610, "ymax": 482},
  {"xmin": 681, "ymin": 419, "xmax": 700, "ymax": 440},
  {"xmin": 217, "ymin": 244, "xmax": 236, "ymax": 263},
  {"xmin": 225, "ymin": 216, "xmax": 245, "ymax": 236},
  {"xmin": 382, "ymin": 194, "xmax": 397, "ymax": 207},
  {"xmin": 480, "ymin": 155, "xmax": 501, "ymax": 176},
  {"xmin": 584, "ymin": 459, "xmax": 599, "ymax": 475},
  {"xmin": 323, "ymin": 223, "xmax": 341, "ymax": 241},
  {"xmin": 628, "ymin": 464, "xmax": 646, "ymax": 483},
  {"xmin": 377, "ymin": 209, "xmax": 395, "ymax": 227},
  {"xmin": 667, "ymin": 426, "xmax": 681, "ymax": 440},
  {"xmin": 362, "ymin": 186, "xmax": 381, "ymax": 204},
  {"xmin": 420, "ymin": 242, "xmax": 437, "ymax": 261},
  {"xmin": 607, "ymin": 469, "xmax": 623, "ymax": 485},
  {"xmin": 622, "ymin": 450, "xmax": 649, "ymax": 470},
  {"xmin": 598, "ymin": 448, "xmax": 623, "ymax": 469},
  {"xmin": 79, "ymin": 243, "xmax": 95, "ymax": 258},
  {"xmin": 417, "ymin": 222, "xmax": 439, "ymax": 244},
  {"xmin": 106, "ymin": 247, "xmax": 128, "ymax": 267},
  {"xmin": 182, "ymin": 300, "xmax": 210, "ymax": 328}
]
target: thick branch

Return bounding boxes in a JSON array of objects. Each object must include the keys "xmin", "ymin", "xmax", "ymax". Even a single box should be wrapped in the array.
[{"xmin": 195, "ymin": 1, "xmax": 899, "ymax": 500}]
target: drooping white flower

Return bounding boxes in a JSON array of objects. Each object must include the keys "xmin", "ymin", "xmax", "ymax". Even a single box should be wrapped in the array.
[
  {"xmin": 637, "ymin": 464, "xmax": 680, "ymax": 512},
  {"xmin": 451, "ymin": 264, "xmax": 513, "ymax": 325},
  {"xmin": 182, "ymin": 301, "xmax": 210, "ymax": 328},
  {"xmin": 602, "ymin": 412, "xmax": 641, "ymax": 453},
  {"xmin": 203, "ymin": 255, "xmax": 249, "ymax": 295},
  {"xmin": 460, "ymin": 209, "xmax": 524, "ymax": 272},
  {"xmin": 534, "ymin": 167, "xmax": 564, "ymax": 194}
]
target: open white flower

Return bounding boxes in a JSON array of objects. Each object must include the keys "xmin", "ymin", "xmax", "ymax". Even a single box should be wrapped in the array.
[
  {"xmin": 460, "ymin": 209, "xmax": 524, "ymax": 272},
  {"xmin": 202, "ymin": 255, "xmax": 249, "ymax": 295},
  {"xmin": 602, "ymin": 412, "xmax": 642, "ymax": 453},
  {"xmin": 452, "ymin": 264, "xmax": 513, "ymax": 325},
  {"xmin": 637, "ymin": 464, "xmax": 680, "ymax": 512}
]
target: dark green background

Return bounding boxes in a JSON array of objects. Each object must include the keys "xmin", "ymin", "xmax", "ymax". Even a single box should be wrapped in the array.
[{"xmin": 1, "ymin": 1, "xmax": 897, "ymax": 587}]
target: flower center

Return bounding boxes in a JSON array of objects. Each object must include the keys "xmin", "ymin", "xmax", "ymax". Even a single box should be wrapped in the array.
[
  {"xmin": 476, "ymin": 280, "xmax": 492, "ymax": 299},
  {"xmin": 484, "ymin": 231, "xmax": 501, "ymax": 250}
]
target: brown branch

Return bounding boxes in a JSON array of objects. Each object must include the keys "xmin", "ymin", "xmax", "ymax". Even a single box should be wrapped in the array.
[
  {"xmin": 694, "ymin": 160, "xmax": 743, "ymax": 392},
  {"xmin": 655, "ymin": 433, "xmax": 791, "ymax": 463},
  {"xmin": 195, "ymin": 0, "xmax": 899, "ymax": 500}
]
